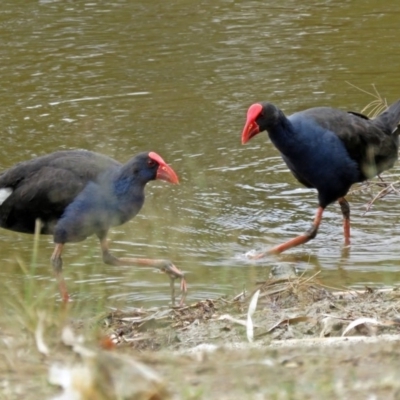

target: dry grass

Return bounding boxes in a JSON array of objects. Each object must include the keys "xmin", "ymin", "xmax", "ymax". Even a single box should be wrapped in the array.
[
  {"xmin": 346, "ymin": 81, "xmax": 389, "ymax": 117},
  {"xmin": 345, "ymin": 83, "xmax": 400, "ymax": 211}
]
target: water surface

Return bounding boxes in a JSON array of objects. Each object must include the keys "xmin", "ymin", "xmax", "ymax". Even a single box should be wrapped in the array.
[{"xmin": 0, "ymin": 0, "xmax": 400, "ymax": 309}]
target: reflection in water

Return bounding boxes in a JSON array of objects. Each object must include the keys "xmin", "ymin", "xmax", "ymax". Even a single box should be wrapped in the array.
[{"xmin": 0, "ymin": 0, "xmax": 399, "ymax": 307}]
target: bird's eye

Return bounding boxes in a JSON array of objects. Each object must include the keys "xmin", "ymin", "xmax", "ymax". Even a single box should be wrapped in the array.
[{"xmin": 147, "ymin": 159, "xmax": 157, "ymax": 167}]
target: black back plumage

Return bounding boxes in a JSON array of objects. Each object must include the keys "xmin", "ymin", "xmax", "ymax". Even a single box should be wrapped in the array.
[{"xmin": 295, "ymin": 101, "xmax": 400, "ymax": 180}]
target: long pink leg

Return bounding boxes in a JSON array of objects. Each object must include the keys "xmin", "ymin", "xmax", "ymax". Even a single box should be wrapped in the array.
[
  {"xmin": 338, "ymin": 197, "xmax": 351, "ymax": 246},
  {"xmin": 100, "ymin": 238, "xmax": 187, "ymax": 306},
  {"xmin": 250, "ymin": 206, "xmax": 324, "ymax": 259}
]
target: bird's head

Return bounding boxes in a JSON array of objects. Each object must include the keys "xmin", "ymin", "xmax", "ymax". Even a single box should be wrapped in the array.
[
  {"xmin": 241, "ymin": 102, "xmax": 280, "ymax": 144},
  {"xmin": 127, "ymin": 152, "xmax": 179, "ymax": 185},
  {"xmin": 149, "ymin": 152, "xmax": 179, "ymax": 184}
]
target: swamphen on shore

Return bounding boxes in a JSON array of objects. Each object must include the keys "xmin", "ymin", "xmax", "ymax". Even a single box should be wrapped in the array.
[
  {"xmin": 241, "ymin": 100, "xmax": 400, "ymax": 257},
  {"xmin": 0, "ymin": 150, "xmax": 187, "ymax": 304}
]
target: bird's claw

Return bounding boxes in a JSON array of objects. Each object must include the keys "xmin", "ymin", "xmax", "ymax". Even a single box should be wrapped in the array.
[
  {"xmin": 158, "ymin": 260, "xmax": 185, "ymax": 279},
  {"xmin": 245, "ymin": 249, "xmax": 266, "ymax": 260},
  {"xmin": 180, "ymin": 276, "xmax": 188, "ymax": 293},
  {"xmin": 158, "ymin": 260, "xmax": 187, "ymax": 306}
]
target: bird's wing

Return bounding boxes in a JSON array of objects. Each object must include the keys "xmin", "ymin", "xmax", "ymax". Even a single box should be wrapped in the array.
[
  {"xmin": 346, "ymin": 111, "xmax": 370, "ymax": 120},
  {"xmin": 0, "ymin": 150, "xmax": 121, "ymax": 233},
  {"xmin": 299, "ymin": 107, "xmax": 397, "ymax": 177}
]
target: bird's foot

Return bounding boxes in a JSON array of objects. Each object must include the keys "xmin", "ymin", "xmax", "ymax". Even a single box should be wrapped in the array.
[
  {"xmin": 157, "ymin": 260, "xmax": 184, "ymax": 279},
  {"xmin": 156, "ymin": 260, "xmax": 187, "ymax": 307},
  {"xmin": 245, "ymin": 249, "xmax": 271, "ymax": 260},
  {"xmin": 245, "ymin": 249, "xmax": 259, "ymax": 259},
  {"xmin": 101, "ymin": 252, "xmax": 188, "ymax": 306},
  {"xmin": 157, "ymin": 260, "xmax": 187, "ymax": 302}
]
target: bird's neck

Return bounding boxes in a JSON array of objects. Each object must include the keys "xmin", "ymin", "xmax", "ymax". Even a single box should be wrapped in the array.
[
  {"xmin": 113, "ymin": 174, "xmax": 145, "ymax": 201},
  {"xmin": 109, "ymin": 175, "xmax": 145, "ymax": 224},
  {"xmin": 266, "ymin": 114, "xmax": 298, "ymax": 154}
]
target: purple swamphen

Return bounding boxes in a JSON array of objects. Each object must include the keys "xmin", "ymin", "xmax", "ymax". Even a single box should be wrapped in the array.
[
  {"xmin": 0, "ymin": 150, "xmax": 187, "ymax": 304},
  {"xmin": 241, "ymin": 100, "xmax": 400, "ymax": 257}
]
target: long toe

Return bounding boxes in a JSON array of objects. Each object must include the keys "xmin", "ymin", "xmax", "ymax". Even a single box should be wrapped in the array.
[
  {"xmin": 159, "ymin": 260, "xmax": 185, "ymax": 279},
  {"xmin": 180, "ymin": 276, "xmax": 188, "ymax": 293}
]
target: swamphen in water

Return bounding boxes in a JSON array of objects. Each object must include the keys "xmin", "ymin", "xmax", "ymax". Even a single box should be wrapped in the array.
[
  {"xmin": 0, "ymin": 150, "xmax": 187, "ymax": 304},
  {"xmin": 241, "ymin": 100, "xmax": 400, "ymax": 257}
]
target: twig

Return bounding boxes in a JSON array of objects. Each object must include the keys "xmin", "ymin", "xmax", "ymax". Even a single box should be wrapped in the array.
[{"xmin": 363, "ymin": 181, "xmax": 400, "ymax": 214}]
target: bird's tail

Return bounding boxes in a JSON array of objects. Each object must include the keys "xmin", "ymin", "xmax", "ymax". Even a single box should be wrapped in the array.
[{"xmin": 374, "ymin": 99, "xmax": 400, "ymax": 134}]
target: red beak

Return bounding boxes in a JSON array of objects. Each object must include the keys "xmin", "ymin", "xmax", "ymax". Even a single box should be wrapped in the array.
[
  {"xmin": 156, "ymin": 163, "xmax": 179, "ymax": 184},
  {"xmin": 241, "ymin": 103, "xmax": 262, "ymax": 144},
  {"xmin": 149, "ymin": 152, "xmax": 179, "ymax": 184}
]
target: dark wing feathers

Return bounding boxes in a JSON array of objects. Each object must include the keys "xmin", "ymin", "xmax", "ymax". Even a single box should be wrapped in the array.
[
  {"xmin": 0, "ymin": 150, "xmax": 121, "ymax": 234},
  {"xmin": 346, "ymin": 111, "xmax": 370, "ymax": 120},
  {"xmin": 301, "ymin": 107, "xmax": 399, "ymax": 178}
]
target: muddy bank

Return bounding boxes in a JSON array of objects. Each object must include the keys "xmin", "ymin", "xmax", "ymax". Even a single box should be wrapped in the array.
[{"xmin": 2, "ymin": 272, "xmax": 400, "ymax": 399}]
